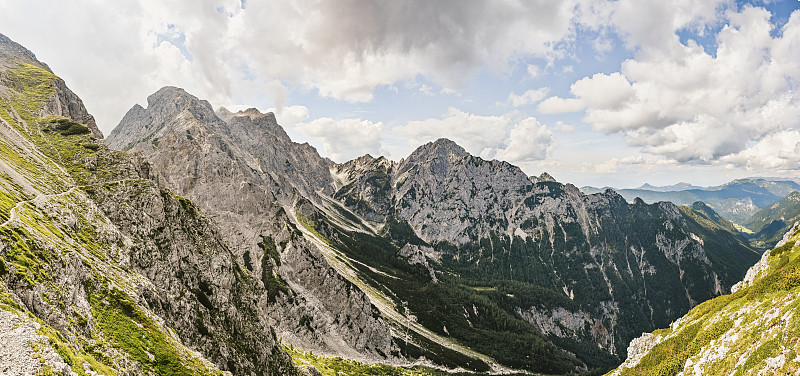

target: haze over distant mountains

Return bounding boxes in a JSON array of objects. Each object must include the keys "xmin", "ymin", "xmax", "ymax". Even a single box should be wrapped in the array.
[
  {"xmin": 1, "ymin": 31, "xmax": 798, "ymax": 376},
  {"xmin": 581, "ymin": 178, "xmax": 800, "ymax": 225},
  {"xmin": 635, "ymin": 182, "xmax": 705, "ymax": 192}
]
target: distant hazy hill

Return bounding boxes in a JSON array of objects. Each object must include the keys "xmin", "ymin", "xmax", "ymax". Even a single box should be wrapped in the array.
[
  {"xmin": 744, "ymin": 191, "xmax": 800, "ymax": 250},
  {"xmin": 681, "ymin": 201, "xmax": 744, "ymax": 238},
  {"xmin": 581, "ymin": 179, "xmax": 800, "ymax": 224},
  {"xmin": 637, "ymin": 182, "xmax": 704, "ymax": 192}
]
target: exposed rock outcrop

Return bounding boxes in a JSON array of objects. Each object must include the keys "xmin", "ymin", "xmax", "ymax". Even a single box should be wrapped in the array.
[
  {"xmin": 108, "ymin": 88, "xmax": 399, "ymax": 362},
  {"xmin": 610, "ymin": 223, "xmax": 800, "ymax": 375},
  {"xmin": 0, "ymin": 33, "xmax": 295, "ymax": 375},
  {"xmin": 332, "ymin": 137, "xmax": 759, "ymax": 361}
]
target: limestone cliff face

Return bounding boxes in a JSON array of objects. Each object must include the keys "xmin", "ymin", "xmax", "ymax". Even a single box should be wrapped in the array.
[
  {"xmin": 107, "ymin": 88, "xmax": 399, "ymax": 362},
  {"xmin": 0, "ymin": 33, "xmax": 296, "ymax": 375},
  {"xmin": 109, "ymin": 86, "xmax": 761, "ymax": 373},
  {"xmin": 610, "ymin": 223, "xmax": 800, "ymax": 375},
  {"xmin": 333, "ymin": 138, "xmax": 760, "ymax": 358}
]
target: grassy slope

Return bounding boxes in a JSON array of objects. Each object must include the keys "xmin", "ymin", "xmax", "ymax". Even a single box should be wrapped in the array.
[
  {"xmin": 609, "ymin": 227, "xmax": 800, "ymax": 375},
  {"xmin": 286, "ymin": 345, "xmax": 460, "ymax": 376},
  {"xmin": 0, "ymin": 60, "xmax": 225, "ymax": 375}
]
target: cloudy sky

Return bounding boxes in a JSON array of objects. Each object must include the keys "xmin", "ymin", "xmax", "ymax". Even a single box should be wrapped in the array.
[{"xmin": 2, "ymin": 0, "xmax": 799, "ymax": 188}]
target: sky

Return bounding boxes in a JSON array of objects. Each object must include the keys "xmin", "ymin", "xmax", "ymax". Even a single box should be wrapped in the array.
[{"xmin": 1, "ymin": 0, "xmax": 800, "ymax": 188}]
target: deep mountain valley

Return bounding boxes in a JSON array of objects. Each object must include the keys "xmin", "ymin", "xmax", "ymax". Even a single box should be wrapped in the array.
[{"xmin": 1, "ymin": 32, "xmax": 792, "ymax": 376}]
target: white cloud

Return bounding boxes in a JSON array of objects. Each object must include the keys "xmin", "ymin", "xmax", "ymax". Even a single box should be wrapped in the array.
[
  {"xmin": 720, "ymin": 130, "xmax": 800, "ymax": 172},
  {"xmin": 593, "ymin": 34, "xmax": 613, "ymax": 56},
  {"xmin": 570, "ymin": 72, "xmax": 634, "ymax": 110},
  {"xmin": 396, "ymin": 108, "xmax": 511, "ymax": 156},
  {"xmin": 552, "ymin": 7, "xmax": 800, "ymax": 166},
  {"xmin": 295, "ymin": 118, "xmax": 384, "ymax": 162},
  {"xmin": 581, "ymin": 155, "xmax": 673, "ymax": 174},
  {"xmin": 538, "ymin": 97, "xmax": 585, "ymax": 113},
  {"xmin": 419, "ymin": 84, "xmax": 435, "ymax": 96},
  {"xmin": 606, "ymin": 0, "xmax": 727, "ymax": 55},
  {"xmin": 554, "ymin": 121, "xmax": 575, "ymax": 133},
  {"xmin": 0, "ymin": 0, "xmax": 255, "ymax": 134},
  {"xmin": 0, "ymin": 0, "xmax": 595, "ymax": 134},
  {"xmin": 527, "ymin": 64, "xmax": 540, "ymax": 78},
  {"xmin": 234, "ymin": 1, "xmax": 579, "ymax": 102},
  {"xmin": 267, "ymin": 105, "xmax": 309, "ymax": 127},
  {"xmin": 396, "ymin": 109, "xmax": 554, "ymax": 163},
  {"xmin": 507, "ymin": 88, "xmax": 549, "ymax": 108},
  {"xmin": 494, "ymin": 117, "xmax": 554, "ymax": 162}
]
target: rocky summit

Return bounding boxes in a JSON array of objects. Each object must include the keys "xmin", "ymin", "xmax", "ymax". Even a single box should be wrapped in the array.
[
  {"xmin": 0, "ymin": 31, "xmax": 773, "ymax": 376},
  {"xmin": 109, "ymin": 85, "xmax": 398, "ymax": 362},
  {"xmin": 108, "ymin": 82, "xmax": 760, "ymax": 374},
  {"xmin": 0, "ymin": 33, "xmax": 295, "ymax": 375}
]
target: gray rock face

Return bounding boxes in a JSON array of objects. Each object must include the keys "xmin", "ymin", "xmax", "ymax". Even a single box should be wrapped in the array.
[
  {"xmin": 332, "ymin": 138, "xmax": 759, "ymax": 358},
  {"xmin": 45, "ymin": 78, "xmax": 104, "ymax": 139},
  {"xmin": 0, "ymin": 33, "xmax": 296, "ymax": 375},
  {"xmin": 107, "ymin": 86, "xmax": 759, "ymax": 372},
  {"xmin": 516, "ymin": 306, "xmax": 612, "ymax": 351},
  {"xmin": 0, "ymin": 33, "xmax": 41, "ymax": 65},
  {"xmin": 0, "ymin": 311, "xmax": 75, "ymax": 376},
  {"xmin": 107, "ymin": 88, "xmax": 399, "ymax": 362},
  {"xmin": 88, "ymin": 172, "xmax": 297, "ymax": 375},
  {"xmin": 397, "ymin": 243, "xmax": 438, "ymax": 282}
]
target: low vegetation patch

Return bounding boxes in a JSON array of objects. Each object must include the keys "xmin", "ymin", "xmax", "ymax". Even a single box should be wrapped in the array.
[
  {"xmin": 89, "ymin": 286, "xmax": 221, "ymax": 376},
  {"xmin": 285, "ymin": 345, "xmax": 449, "ymax": 376}
]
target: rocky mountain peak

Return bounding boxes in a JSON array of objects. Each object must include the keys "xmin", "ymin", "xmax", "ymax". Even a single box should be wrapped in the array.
[
  {"xmin": 216, "ymin": 106, "xmax": 278, "ymax": 123},
  {"xmin": 146, "ymin": 85, "xmax": 215, "ymax": 117},
  {"xmin": 538, "ymin": 171, "xmax": 556, "ymax": 182},
  {"xmin": 397, "ymin": 138, "xmax": 469, "ymax": 177},
  {"xmin": 410, "ymin": 138, "xmax": 468, "ymax": 160},
  {"xmin": 238, "ymin": 107, "xmax": 272, "ymax": 119},
  {"xmin": 0, "ymin": 33, "xmax": 46, "ymax": 69},
  {"xmin": 107, "ymin": 86, "xmax": 224, "ymax": 150}
]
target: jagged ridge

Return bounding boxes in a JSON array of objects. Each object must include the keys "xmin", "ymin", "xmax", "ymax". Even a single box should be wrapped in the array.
[
  {"xmin": 109, "ymin": 84, "xmax": 760, "ymax": 374},
  {"xmin": 0, "ymin": 33, "xmax": 297, "ymax": 375}
]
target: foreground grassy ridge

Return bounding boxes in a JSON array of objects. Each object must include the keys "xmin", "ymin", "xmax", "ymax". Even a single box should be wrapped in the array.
[
  {"xmin": 0, "ymin": 177, "xmax": 226, "ymax": 375},
  {"xmin": 0, "ymin": 280, "xmax": 117, "ymax": 376},
  {"xmin": 610, "ymin": 233, "xmax": 800, "ymax": 376},
  {"xmin": 89, "ymin": 286, "xmax": 224, "ymax": 376},
  {"xmin": 0, "ymin": 61, "xmax": 227, "ymax": 374},
  {"xmin": 0, "ymin": 62, "xmax": 73, "ymax": 194}
]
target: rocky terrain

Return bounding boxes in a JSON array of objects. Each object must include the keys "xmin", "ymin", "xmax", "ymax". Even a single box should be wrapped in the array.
[
  {"xmin": 108, "ymin": 87, "xmax": 399, "ymax": 362},
  {"xmin": 329, "ymin": 139, "xmax": 759, "ymax": 368},
  {"xmin": 610, "ymin": 223, "xmax": 800, "ymax": 375},
  {"xmin": 109, "ymin": 85, "xmax": 760, "ymax": 374},
  {"xmin": 0, "ymin": 33, "xmax": 296, "ymax": 375},
  {"xmin": 0, "ymin": 31, "xmax": 770, "ymax": 375}
]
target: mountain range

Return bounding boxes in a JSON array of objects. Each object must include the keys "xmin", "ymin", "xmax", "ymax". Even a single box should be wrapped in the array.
[
  {"xmin": 582, "ymin": 179, "xmax": 800, "ymax": 224},
  {"xmin": 0, "ymin": 33, "xmax": 772, "ymax": 375}
]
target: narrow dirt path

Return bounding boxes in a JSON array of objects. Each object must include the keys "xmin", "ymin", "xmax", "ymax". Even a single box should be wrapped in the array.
[{"xmin": 0, "ymin": 179, "xmax": 135, "ymax": 228}]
